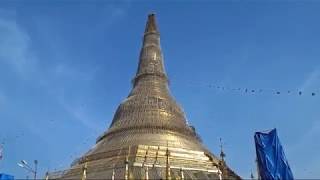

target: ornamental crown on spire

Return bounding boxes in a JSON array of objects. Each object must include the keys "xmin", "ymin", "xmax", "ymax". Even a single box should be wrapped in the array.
[{"xmin": 144, "ymin": 13, "xmax": 159, "ymax": 33}]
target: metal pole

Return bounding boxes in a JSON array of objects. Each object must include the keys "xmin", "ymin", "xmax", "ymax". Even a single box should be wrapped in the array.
[
  {"xmin": 111, "ymin": 169, "xmax": 115, "ymax": 180},
  {"xmin": 145, "ymin": 166, "xmax": 149, "ymax": 180},
  {"xmin": 125, "ymin": 146, "xmax": 131, "ymax": 180},
  {"xmin": 34, "ymin": 160, "xmax": 38, "ymax": 180},
  {"xmin": 18, "ymin": 160, "xmax": 37, "ymax": 179},
  {"xmin": 81, "ymin": 162, "xmax": 87, "ymax": 180},
  {"xmin": 125, "ymin": 158, "xmax": 129, "ymax": 180},
  {"xmin": 218, "ymin": 168, "xmax": 222, "ymax": 180},
  {"xmin": 45, "ymin": 172, "xmax": 49, "ymax": 180},
  {"xmin": 166, "ymin": 146, "xmax": 171, "ymax": 180},
  {"xmin": 180, "ymin": 168, "xmax": 184, "ymax": 180}
]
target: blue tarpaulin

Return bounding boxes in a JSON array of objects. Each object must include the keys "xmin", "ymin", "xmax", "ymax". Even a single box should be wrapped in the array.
[
  {"xmin": 0, "ymin": 173, "xmax": 14, "ymax": 180},
  {"xmin": 254, "ymin": 128, "xmax": 294, "ymax": 180}
]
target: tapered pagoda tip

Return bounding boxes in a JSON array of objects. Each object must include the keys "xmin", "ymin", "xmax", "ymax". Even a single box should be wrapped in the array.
[{"xmin": 145, "ymin": 13, "xmax": 159, "ymax": 34}]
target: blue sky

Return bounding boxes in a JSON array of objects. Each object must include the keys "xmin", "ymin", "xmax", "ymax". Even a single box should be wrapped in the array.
[{"xmin": 0, "ymin": 1, "xmax": 319, "ymax": 179}]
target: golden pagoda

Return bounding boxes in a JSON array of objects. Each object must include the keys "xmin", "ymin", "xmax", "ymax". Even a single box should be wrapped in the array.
[{"xmin": 49, "ymin": 14, "xmax": 240, "ymax": 179}]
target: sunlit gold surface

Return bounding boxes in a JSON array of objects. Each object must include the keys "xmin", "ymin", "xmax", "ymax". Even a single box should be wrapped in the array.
[{"xmin": 51, "ymin": 14, "xmax": 240, "ymax": 179}]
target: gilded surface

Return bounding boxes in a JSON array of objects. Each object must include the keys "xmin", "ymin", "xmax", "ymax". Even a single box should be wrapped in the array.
[{"xmin": 50, "ymin": 14, "xmax": 240, "ymax": 179}]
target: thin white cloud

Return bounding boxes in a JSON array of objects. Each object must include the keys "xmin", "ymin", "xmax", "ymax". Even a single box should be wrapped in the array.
[
  {"xmin": 0, "ymin": 89, "xmax": 6, "ymax": 108},
  {"xmin": 58, "ymin": 94, "xmax": 102, "ymax": 133},
  {"xmin": 285, "ymin": 68, "xmax": 320, "ymax": 178},
  {"xmin": 288, "ymin": 119, "xmax": 320, "ymax": 178},
  {"xmin": 299, "ymin": 68, "xmax": 320, "ymax": 91},
  {"xmin": 110, "ymin": 6, "xmax": 126, "ymax": 19},
  {"xmin": 52, "ymin": 63, "xmax": 99, "ymax": 82},
  {"xmin": 0, "ymin": 12, "xmax": 37, "ymax": 77}
]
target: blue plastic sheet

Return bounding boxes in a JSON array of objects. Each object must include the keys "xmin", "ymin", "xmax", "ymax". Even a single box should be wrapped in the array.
[
  {"xmin": 0, "ymin": 173, "xmax": 14, "ymax": 180},
  {"xmin": 254, "ymin": 128, "xmax": 294, "ymax": 180}
]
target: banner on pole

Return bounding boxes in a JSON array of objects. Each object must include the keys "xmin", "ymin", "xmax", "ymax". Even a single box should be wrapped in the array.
[{"xmin": 254, "ymin": 128, "xmax": 294, "ymax": 180}]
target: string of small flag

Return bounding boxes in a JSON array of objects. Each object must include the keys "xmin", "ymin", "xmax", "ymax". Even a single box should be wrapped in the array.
[{"xmin": 183, "ymin": 82, "xmax": 318, "ymax": 97}]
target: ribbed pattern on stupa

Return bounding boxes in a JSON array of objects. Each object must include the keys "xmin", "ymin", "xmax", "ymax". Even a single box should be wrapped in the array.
[{"xmin": 104, "ymin": 14, "xmax": 194, "ymax": 140}]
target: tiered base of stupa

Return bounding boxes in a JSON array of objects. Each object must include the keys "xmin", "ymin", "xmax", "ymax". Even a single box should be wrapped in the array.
[{"xmin": 49, "ymin": 144, "xmax": 222, "ymax": 179}]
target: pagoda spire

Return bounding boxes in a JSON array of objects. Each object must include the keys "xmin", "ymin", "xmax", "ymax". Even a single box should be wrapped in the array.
[
  {"xmin": 132, "ymin": 13, "xmax": 168, "ymax": 89},
  {"xmin": 99, "ymin": 12, "xmax": 199, "ymax": 145},
  {"xmin": 104, "ymin": 13, "xmax": 191, "ymax": 134}
]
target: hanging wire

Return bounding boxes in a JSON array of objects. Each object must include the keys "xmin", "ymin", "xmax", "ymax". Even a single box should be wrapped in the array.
[{"xmin": 184, "ymin": 81, "xmax": 318, "ymax": 97}]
